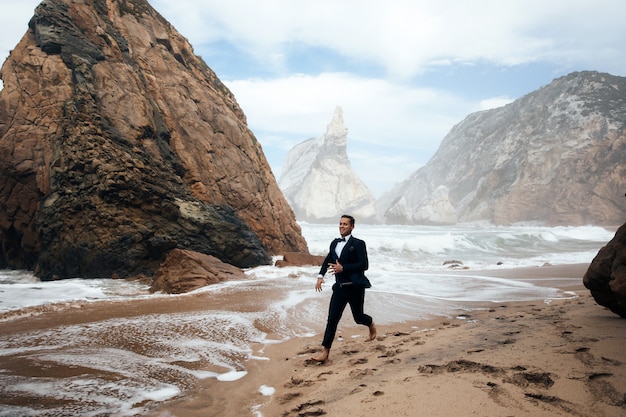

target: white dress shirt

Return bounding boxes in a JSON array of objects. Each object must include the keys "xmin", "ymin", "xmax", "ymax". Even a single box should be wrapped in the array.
[{"xmin": 335, "ymin": 235, "xmax": 351, "ymax": 258}]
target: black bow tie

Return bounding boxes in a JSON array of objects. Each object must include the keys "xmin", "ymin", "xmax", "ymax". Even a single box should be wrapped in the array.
[{"xmin": 337, "ymin": 237, "xmax": 346, "ymax": 242}]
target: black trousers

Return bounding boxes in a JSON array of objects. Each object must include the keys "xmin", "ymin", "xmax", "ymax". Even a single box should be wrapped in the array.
[{"xmin": 321, "ymin": 284, "xmax": 373, "ymax": 349}]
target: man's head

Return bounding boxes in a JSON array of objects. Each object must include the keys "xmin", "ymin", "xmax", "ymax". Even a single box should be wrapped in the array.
[{"xmin": 339, "ymin": 214, "xmax": 355, "ymax": 237}]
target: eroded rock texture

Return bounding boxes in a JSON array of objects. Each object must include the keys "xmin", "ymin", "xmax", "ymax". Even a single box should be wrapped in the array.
[{"xmin": 0, "ymin": 0, "xmax": 307, "ymax": 280}]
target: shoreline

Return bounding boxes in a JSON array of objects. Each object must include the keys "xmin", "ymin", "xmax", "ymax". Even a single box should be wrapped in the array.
[
  {"xmin": 147, "ymin": 263, "xmax": 626, "ymax": 417},
  {"xmin": 2, "ymin": 263, "xmax": 624, "ymax": 416}
]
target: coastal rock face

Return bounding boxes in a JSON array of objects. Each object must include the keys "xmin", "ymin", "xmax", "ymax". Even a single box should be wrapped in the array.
[
  {"xmin": 0, "ymin": 0, "xmax": 307, "ymax": 280},
  {"xmin": 377, "ymin": 71, "xmax": 626, "ymax": 226},
  {"xmin": 584, "ymin": 223, "xmax": 626, "ymax": 318},
  {"xmin": 279, "ymin": 107, "xmax": 376, "ymax": 223}
]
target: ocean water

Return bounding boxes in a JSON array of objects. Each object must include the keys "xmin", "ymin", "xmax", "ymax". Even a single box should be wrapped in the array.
[{"xmin": 0, "ymin": 223, "xmax": 615, "ymax": 416}]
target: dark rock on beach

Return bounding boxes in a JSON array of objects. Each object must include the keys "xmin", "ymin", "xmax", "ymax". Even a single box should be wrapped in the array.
[{"xmin": 584, "ymin": 223, "xmax": 626, "ymax": 317}]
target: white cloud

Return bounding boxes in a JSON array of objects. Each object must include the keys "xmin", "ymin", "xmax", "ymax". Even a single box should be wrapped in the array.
[
  {"xmin": 4, "ymin": 1, "xmax": 626, "ymax": 84},
  {"xmin": 151, "ymin": 0, "xmax": 626, "ymax": 78},
  {"xmin": 226, "ymin": 72, "xmax": 471, "ymax": 149}
]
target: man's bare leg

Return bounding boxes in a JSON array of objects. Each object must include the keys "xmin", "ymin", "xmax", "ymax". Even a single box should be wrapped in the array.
[
  {"xmin": 310, "ymin": 347, "xmax": 330, "ymax": 363},
  {"xmin": 368, "ymin": 323, "xmax": 377, "ymax": 341}
]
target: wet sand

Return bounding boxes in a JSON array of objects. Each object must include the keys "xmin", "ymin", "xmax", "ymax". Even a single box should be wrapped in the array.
[
  {"xmin": 2, "ymin": 264, "xmax": 625, "ymax": 416},
  {"xmin": 147, "ymin": 263, "xmax": 626, "ymax": 417}
]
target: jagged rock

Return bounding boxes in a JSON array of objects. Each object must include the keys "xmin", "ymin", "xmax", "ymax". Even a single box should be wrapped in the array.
[
  {"xmin": 279, "ymin": 106, "xmax": 376, "ymax": 223},
  {"xmin": 377, "ymin": 71, "xmax": 626, "ymax": 226},
  {"xmin": 583, "ymin": 223, "xmax": 626, "ymax": 317},
  {"xmin": 151, "ymin": 249, "xmax": 245, "ymax": 294},
  {"xmin": 275, "ymin": 252, "xmax": 325, "ymax": 268},
  {"xmin": 0, "ymin": 0, "xmax": 307, "ymax": 280}
]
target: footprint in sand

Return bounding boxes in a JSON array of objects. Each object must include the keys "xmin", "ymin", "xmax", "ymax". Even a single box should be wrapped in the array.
[
  {"xmin": 298, "ymin": 408, "xmax": 326, "ymax": 417},
  {"xmin": 298, "ymin": 345, "xmax": 322, "ymax": 355},
  {"xmin": 348, "ymin": 357, "xmax": 368, "ymax": 365},
  {"xmin": 587, "ymin": 373, "xmax": 625, "ymax": 407},
  {"xmin": 349, "ymin": 368, "xmax": 374, "ymax": 378},
  {"xmin": 378, "ymin": 349, "xmax": 397, "ymax": 358},
  {"xmin": 292, "ymin": 400, "xmax": 326, "ymax": 417},
  {"xmin": 506, "ymin": 371, "xmax": 554, "ymax": 388},
  {"xmin": 600, "ymin": 356, "xmax": 622, "ymax": 366},
  {"xmin": 284, "ymin": 376, "xmax": 316, "ymax": 388},
  {"xmin": 350, "ymin": 385, "xmax": 365, "ymax": 394},
  {"xmin": 574, "ymin": 346, "xmax": 595, "ymax": 365},
  {"xmin": 278, "ymin": 392, "xmax": 302, "ymax": 404}
]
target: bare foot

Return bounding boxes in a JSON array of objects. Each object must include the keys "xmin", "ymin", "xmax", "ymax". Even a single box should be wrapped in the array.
[
  {"xmin": 310, "ymin": 348, "xmax": 330, "ymax": 363},
  {"xmin": 368, "ymin": 323, "xmax": 377, "ymax": 341}
]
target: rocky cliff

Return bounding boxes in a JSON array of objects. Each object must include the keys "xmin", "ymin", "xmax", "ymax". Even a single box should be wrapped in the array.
[
  {"xmin": 0, "ymin": 0, "xmax": 307, "ymax": 280},
  {"xmin": 377, "ymin": 71, "xmax": 626, "ymax": 226},
  {"xmin": 279, "ymin": 106, "xmax": 376, "ymax": 223}
]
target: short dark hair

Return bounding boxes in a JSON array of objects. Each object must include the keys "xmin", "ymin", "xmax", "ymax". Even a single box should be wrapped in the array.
[{"xmin": 341, "ymin": 214, "xmax": 355, "ymax": 226}]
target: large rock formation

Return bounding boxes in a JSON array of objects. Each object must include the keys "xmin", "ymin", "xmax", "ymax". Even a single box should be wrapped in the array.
[
  {"xmin": 279, "ymin": 106, "xmax": 376, "ymax": 223},
  {"xmin": 0, "ymin": 0, "xmax": 307, "ymax": 280},
  {"xmin": 377, "ymin": 71, "xmax": 626, "ymax": 226},
  {"xmin": 584, "ymin": 223, "xmax": 626, "ymax": 317}
]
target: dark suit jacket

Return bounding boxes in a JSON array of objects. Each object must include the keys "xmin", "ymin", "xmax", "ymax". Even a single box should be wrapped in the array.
[{"xmin": 319, "ymin": 236, "xmax": 371, "ymax": 288}]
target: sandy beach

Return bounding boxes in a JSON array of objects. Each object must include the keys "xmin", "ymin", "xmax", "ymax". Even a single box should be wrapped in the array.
[
  {"xmin": 1, "ymin": 263, "xmax": 624, "ymax": 416},
  {"xmin": 148, "ymin": 263, "xmax": 626, "ymax": 417}
]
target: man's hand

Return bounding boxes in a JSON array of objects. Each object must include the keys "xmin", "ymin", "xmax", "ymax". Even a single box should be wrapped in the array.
[
  {"xmin": 329, "ymin": 261, "xmax": 343, "ymax": 275},
  {"xmin": 315, "ymin": 277, "xmax": 324, "ymax": 292}
]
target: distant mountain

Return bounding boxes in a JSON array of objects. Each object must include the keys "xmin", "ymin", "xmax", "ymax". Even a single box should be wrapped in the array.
[
  {"xmin": 279, "ymin": 107, "xmax": 376, "ymax": 223},
  {"xmin": 377, "ymin": 71, "xmax": 626, "ymax": 226}
]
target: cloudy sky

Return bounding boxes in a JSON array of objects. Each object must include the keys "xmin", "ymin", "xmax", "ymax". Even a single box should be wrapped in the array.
[{"xmin": 1, "ymin": 1, "xmax": 625, "ymax": 196}]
